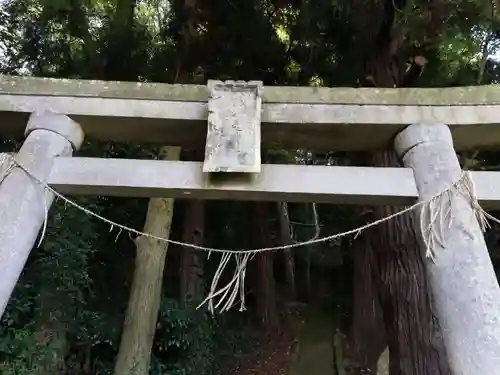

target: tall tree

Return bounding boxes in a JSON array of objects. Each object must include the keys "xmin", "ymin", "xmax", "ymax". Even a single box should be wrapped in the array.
[
  {"xmin": 350, "ymin": 1, "xmax": 452, "ymax": 374},
  {"xmin": 113, "ymin": 146, "xmax": 180, "ymax": 375},
  {"xmin": 252, "ymin": 202, "xmax": 279, "ymax": 329},
  {"xmin": 278, "ymin": 202, "xmax": 296, "ymax": 300},
  {"xmin": 1, "ymin": 0, "xmax": 499, "ymax": 373},
  {"xmin": 180, "ymin": 199, "xmax": 205, "ymax": 303}
]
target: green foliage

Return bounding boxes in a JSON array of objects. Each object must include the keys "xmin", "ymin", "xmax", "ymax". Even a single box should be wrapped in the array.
[
  {"xmin": 1, "ymin": 0, "xmax": 500, "ymax": 373},
  {"xmin": 0, "ymin": 197, "xmax": 111, "ymax": 374},
  {"xmin": 0, "ymin": 324, "xmax": 36, "ymax": 374},
  {"xmin": 151, "ymin": 299, "xmax": 218, "ymax": 375}
]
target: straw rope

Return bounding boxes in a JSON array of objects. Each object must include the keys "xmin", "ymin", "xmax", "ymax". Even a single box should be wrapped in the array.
[{"xmin": 1, "ymin": 152, "xmax": 498, "ymax": 313}]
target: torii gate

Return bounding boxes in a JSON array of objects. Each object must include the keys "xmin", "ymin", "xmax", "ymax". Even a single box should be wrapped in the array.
[{"xmin": 0, "ymin": 76, "xmax": 500, "ymax": 375}]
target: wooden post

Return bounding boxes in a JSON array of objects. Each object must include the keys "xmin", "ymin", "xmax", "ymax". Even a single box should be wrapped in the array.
[
  {"xmin": 394, "ymin": 123, "xmax": 500, "ymax": 375},
  {"xmin": 0, "ymin": 111, "xmax": 84, "ymax": 317},
  {"xmin": 203, "ymin": 80, "xmax": 263, "ymax": 173}
]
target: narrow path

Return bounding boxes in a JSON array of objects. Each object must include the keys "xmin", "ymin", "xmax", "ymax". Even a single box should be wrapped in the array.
[
  {"xmin": 288, "ymin": 307, "xmax": 335, "ymax": 375},
  {"xmin": 216, "ymin": 308, "xmax": 303, "ymax": 375}
]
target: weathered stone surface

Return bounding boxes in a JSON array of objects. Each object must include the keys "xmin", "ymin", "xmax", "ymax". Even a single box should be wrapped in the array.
[
  {"xmin": 0, "ymin": 111, "xmax": 83, "ymax": 317},
  {"xmin": 395, "ymin": 123, "xmax": 500, "ymax": 375},
  {"xmin": 3, "ymin": 75, "xmax": 500, "ymax": 106},
  {"xmin": 3, "ymin": 76, "xmax": 500, "ymax": 151},
  {"xmin": 203, "ymin": 80, "xmax": 262, "ymax": 173}
]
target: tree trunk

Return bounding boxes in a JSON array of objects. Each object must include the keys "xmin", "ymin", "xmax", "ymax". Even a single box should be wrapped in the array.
[
  {"xmin": 277, "ymin": 202, "xmax": 296, "ymax": 300},
  {"xmin": 348, "ymin": 236, "xmax": 386, "ymax": 374},
  {"xmin": 113, "ymin": 146, "xmax": 180, "ymax": 375},
  {"xmin": 255, "ymin": 252, "xmax": 278, "ymax": 329},
  {"xmin": 67, "ymin": 0, "xmax": 101, "ymax": 76},
  {"xmin": 350, "ymin": 8, "xmax": 452, "ymax": 373},
  {"xmin": 180, "ymin": 199, "xmax": 205, "ymax": 303},
  {"xmin": 366, "ymin": 153, "xmax": 450, "ymax": 375},
  {"xmin": 252, "ymin": 202, "xmax": 279, "ymax": 329},
  {"xmin": 113, "ymin": 0, "xmax": 136, "ymax": 30},
  {"xmin": 173, "ymin": 0, "xmax": 202, "ymax": 83}
]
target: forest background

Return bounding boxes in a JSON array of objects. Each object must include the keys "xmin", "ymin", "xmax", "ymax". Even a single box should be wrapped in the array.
[{"xmin": 1, "ymin": 0, "xmax": 500, "ymax": 374}]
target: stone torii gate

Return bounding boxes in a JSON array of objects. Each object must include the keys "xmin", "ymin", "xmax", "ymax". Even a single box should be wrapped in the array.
[{"xmin": 1, "ymin": 76, "xmax": 500, "ymax": 375}]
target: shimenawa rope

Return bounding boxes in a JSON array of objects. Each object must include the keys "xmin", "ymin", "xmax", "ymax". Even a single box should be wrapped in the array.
[{"xmin": 0, "ymin": 152, "xmax": 497, "ymax": 313}]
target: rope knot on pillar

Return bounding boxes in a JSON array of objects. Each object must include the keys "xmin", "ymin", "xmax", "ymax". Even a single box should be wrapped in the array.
[
  {"xmin": 419, "ymin": 170, "xmax": 494, "ymax": 261},
  {"xmin": 0, "ymin": 153, "xmax": 16, "ymax": 184},
  {"xmin": 394, "ymin": 122, "xmax": 500, "ymax": 375}
]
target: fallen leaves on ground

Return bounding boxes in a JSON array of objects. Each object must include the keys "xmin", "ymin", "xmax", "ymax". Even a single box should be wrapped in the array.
[{"xmin": 218, "ymin": 307, "xmax": 304, "ymax": 375}]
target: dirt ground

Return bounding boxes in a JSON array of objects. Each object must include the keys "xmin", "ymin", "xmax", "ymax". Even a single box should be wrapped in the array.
[
  {"xmin": 217, "ymin": 307, "xmax": 304, "ymax": 375},
  {"xmin": 217, "ymin": 304, "xmax": 345, "ymax": 375}
]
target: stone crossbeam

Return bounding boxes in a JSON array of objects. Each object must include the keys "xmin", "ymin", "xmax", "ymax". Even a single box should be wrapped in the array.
[
  {"xmin": 45, "ymin": 156, "xmax": 500, "ymax": 209},
  {"xmin": 2, "ymin": 76, "xmax": 500, "ymax": 151}
]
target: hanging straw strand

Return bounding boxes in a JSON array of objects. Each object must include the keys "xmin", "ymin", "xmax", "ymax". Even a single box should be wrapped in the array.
[{"xmin": 1, "ymin": 152, "xmax": 499, "ymax": 312}]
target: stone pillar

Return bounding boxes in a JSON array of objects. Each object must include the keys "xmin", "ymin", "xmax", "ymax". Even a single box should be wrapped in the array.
[
  {"xmin": 394, "ymin": 123, "xmax": 500, "ymax": 375},
  {"xmin": 0, "ymin": 111, "xmax": 84, "ymax": 317}
]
